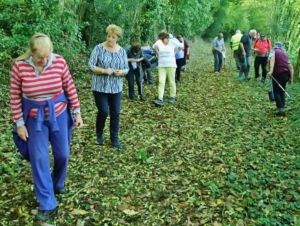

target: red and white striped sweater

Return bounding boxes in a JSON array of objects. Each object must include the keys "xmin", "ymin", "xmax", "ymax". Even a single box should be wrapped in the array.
[{"xmin": 10, "ymin": 54, "xmax": 80, "ymax": 125}]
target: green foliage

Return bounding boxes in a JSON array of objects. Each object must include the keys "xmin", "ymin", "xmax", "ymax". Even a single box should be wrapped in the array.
[
  {"xmin": 0, "ymin": 0, "xmax": 85, "ymax": 79},
  {"xmin": 135, "ymin": 148, "xmax": 149, "ymax": 163},
  {"xmin": 82, "ymin": 0, "xmax": 219, "ymax": 47},
  {"xmin": 169, "ymin": 0, "xmax": 220, "ymax": 38}
]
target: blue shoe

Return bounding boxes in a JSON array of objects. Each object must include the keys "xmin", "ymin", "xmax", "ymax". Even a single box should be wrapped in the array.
[
  {"xmin": 168, "ymin": 97, "xmax": 176, "ymax": 105},
  {"xmin": 153, "ymin": 99, "xmax": 164, "ymax": 106}
]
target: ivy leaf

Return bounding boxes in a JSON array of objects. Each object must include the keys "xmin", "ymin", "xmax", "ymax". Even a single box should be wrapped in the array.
[{"xmin": 122, "ymin": 209, "xmax": 139, "ymax": 216}]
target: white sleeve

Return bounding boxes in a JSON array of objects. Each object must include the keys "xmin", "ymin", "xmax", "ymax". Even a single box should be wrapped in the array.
[{"xmin": 170, "ymin": 38, "xmax": 184, "ymax": 49}]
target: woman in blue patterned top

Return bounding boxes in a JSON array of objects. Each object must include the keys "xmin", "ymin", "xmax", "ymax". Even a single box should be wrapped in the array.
[{"xmin": 88, "ymin": 24, "xmax": 129, "ymax": 149}]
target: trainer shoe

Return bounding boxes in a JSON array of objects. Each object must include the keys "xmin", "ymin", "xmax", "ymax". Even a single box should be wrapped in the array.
[
  {"xmin": 153, "ymin": 99, "xmax": 164, "ymax": 106},
  {"xmin": 168, "ymin": 97, "xmax": 176, "ymax": 105}
]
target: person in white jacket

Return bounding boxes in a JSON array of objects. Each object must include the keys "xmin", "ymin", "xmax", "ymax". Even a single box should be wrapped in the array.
[{"xmin": 153, "ymin": 31, "xmax": 184, "ymax": 106}]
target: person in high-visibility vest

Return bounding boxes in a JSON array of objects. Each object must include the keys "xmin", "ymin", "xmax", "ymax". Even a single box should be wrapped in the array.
[{"xmin": 230, "ymin": 30, "xmax": 243, "ymax": 70}]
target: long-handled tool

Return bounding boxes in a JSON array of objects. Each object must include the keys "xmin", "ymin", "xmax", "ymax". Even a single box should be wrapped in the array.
[{"xmin": 270, "ymin": 75, "xmax": 291, "ymax": 98}]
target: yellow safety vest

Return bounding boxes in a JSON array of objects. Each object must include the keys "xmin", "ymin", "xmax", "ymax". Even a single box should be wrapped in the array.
[{"xmin": 230, "ymin": 33, "xmax": 243, "ymax": 51}]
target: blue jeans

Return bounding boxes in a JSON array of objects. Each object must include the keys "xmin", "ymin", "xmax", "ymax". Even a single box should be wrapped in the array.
[
  {"xmin": 213, "ymin": 50, "xmax": 223, "ymax": 72},
  {"xmin": 143, "ymin": 62, "xmax": 157, "ymax": 84},
  {"xmin": 93, "ymin": 91, "xmax": 122, "ymax": 143},
  {"xmin": 127, "ymin": 68, "xmax": 143, "ymax": 99}
]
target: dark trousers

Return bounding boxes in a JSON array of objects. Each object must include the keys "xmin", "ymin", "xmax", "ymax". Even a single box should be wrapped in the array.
[
  {"xmin": 213, "ymin": 50, "xmax": 223, "ymax": 72},
  {"xmin": 176, "ymin": 58, "xmax": 185, "ymax": 82},
  {"xmin": 239, "ymin": 55, "xmax": 250, "ymax": 78},
  {"xmin": 254, "ymin": 56, "xmax": 268, "ymax": 79},
  {"xmin": 127, "ymin": 68, "xmax": 143, "ymax": 99},
  {"xmin": 233, "ymin": 50, "xmax": 241, "ymax": 70},
  {"xmin": 272, "ymin": 72, "xmax": 290, "ymax": 109},
  {"xmin": 93, "ymin": 91, "xmax": 122, "ymax": 143}
]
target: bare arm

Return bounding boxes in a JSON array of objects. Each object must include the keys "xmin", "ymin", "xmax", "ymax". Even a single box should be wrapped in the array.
[
  {"xmin": 128, "ymin": 57, "xmax": 144, "ymax": 62},
  {"xmin": 91, "ymin": 66, "xmax": 114, "ymax": 75},
  {"xmin": 288, "ymin": 63, "xmax": 294, "ymax": 83},
  {"xmin": 268, "ymin": 55, "xmax": 275, "ymax": 75},
  {"xmin": 240, "ymin": 43, "xmax": 246, "ymax": 55}
]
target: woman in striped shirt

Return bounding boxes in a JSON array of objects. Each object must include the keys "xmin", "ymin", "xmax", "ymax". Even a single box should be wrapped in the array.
[
  {"xmin": 10, "ymin": 33, "xmax": 83, "ymax": 222},
  {"xmin": 88, "ymin": 24, "xmax": 129, "ymax": 149}
]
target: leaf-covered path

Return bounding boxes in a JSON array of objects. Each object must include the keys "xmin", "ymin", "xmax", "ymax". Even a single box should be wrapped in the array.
[{"xmin": 0, "ymin": 39, "xmax": 299, "ymax": 225}]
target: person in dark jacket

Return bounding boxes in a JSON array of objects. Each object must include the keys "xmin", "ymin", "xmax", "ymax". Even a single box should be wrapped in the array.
[
  {"xmin": 268, "ymin": 42, "xmax": 294, "ymax": 116},
  {"xmin": 238, "ymin": 29, "xmax": 257, "ymax": 80},
  {"xmin": 127, "ymin": 42, "xmax": 149, "ymax": 101}
]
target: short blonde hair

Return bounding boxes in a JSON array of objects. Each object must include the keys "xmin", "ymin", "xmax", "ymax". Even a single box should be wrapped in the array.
[
  {"xmin": 16, "ymin": 33, "xmax": 53, "ymax": 61},
  {"xmin": 106, "ymin": 24, "xmax": 123, "ymax": 37}
]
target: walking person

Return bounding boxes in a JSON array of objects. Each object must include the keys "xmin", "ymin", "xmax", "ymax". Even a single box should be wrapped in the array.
[
  {"xmin": 88, "ymin": 24, "xmax": 129, "ymax": 149},
  {"xmin": 230, "ymin": 29, "xmax": 243, "ymax": 70},
  {"xmin": 238, "ymin": 29, "xmax": 257, "ymax": 80},
  {"xmin": 152, "ymin": 32, "xmax": 183, "ymax": 106},
  {"xmin": 253, "ymin": 33, "xmax": 272, "ymax": 83},
  {"xmin": 212, "ymin": 32, "xmax": 225, "ymax": 73},
  {"xmin": 10, "ymin": 33, "xmax": 83, "ymax": 222},
  {"xmin": 268, "ymin": 42, "xmax": 294, "ymax": 116}
]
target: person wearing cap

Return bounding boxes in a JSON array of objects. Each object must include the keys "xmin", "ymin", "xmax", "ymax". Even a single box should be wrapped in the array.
[
  {"xmin": 253, "ymin": 33, "xmax": 272, "ymax": 83},
  {"xmin": 268, "ymin": 42, "xmax": 294, "ymax": 116},
  {"xmin": 238, "ymin": 29, "xmax": 257, "ymax": 80},
  {"xmin": 230, "ymin": 29, "xmax": 243, "ymax": 70},
  {"xmin": 10, "ymin": 33, "xmax": 83, "ymax": 222}
]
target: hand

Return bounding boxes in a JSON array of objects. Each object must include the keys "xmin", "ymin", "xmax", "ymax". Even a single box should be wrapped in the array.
[
  {"xmin": 267, "ymin": 71, "xmax": 273, "ymax": 77},
  {"xmin": 74, "ymin": 113, "xmax": 83, "ymax": 128},
  {"xmin": 106, "ymin": 68, "xmax": 114, "ymax": 75},
  {"xmin": 17, "ymin": 125, "xmax": 29, "ymax": 141},
  {"xmin": 114, "ymin": 70, "xmax": 124, "ymax": 76}
]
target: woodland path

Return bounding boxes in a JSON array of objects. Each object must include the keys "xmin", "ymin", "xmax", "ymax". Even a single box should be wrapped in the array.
[{"xmin": 0, "ymin": 39, "xmax": 299, "ymax": 225}]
